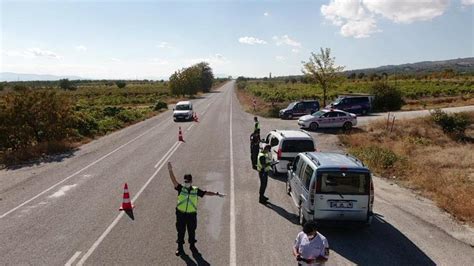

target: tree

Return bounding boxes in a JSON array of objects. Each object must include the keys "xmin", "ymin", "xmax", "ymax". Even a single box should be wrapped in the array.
[
  {"xmin": 369, "ymin": 82, "xmax": 404, "ymax": 111},
  {"xmin": 195, "ymin": 62, "xmax": 214, "ymax": 92},
  {"xmin": 116, "ymin": 81, "xmax": 126, "ymax": 88},
  {"xmin": 302, "ymin": 48, "xmax": 345, "ymax": 106},
  {"xmin": 358, "ymin": 72, "xmax": 366, "ymax": 79},
  {"xmin": 59, "ymin": 79, "xmax": 76, "ymax": 90}
]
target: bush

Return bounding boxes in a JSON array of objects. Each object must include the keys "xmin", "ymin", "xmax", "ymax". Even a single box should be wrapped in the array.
[
  {"xmin": 237, "ymin": 81, "xmax": 247, "ymax": 90},
  {"xmin": 116, "ymin": 109, "xmax": 144, "ymax": 123},
  {"xmin": 154, "ymin": 100, "xmax": 168, "ymax": 111},
  {"xmin": 369, "ymin": 82, "xmax": 404, "ymax": 111},
  {"xmin": 430, "ymin": 109, "xmax": 470, "ymax": 139},
  {"xmin": 59, "ymin": 79, "xmax": 76, "ymax": 90},
  {"xmin": 103, "ymin": 106, "xmax": 123, "ymax": 117},
  {"xmin": 73, "ymin": 111, "xmax": 99, "ymax": 137},
  {"xmin": 97, "ymin": 117, "xmax": 123, "ymax": 134},
  {"xmin": 350, "ymin": 146, "xmax": 401, "ymax": 170}
]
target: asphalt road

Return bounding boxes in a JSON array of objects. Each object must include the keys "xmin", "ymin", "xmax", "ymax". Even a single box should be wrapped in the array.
[{"xmin": 1, "ymin": 81, "xmax": 473, "ymax": 265}]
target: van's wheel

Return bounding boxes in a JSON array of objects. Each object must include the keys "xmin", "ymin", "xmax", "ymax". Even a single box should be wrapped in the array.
[
  {"xmin": 361, "ymin": 109, "xmax": 368, "ymax": 116},
  {"xmin": 309, "ymin": 122, "xmax": 318, "ymax": 131},
  {"xmin": 343, "ymin": 122, "xmax": 353, "ymax": 131},
  {"xmin": 287, "ymin": 114, "xmax": 293, "ymax": 120},
  {"xmin": 298, "ymin": 205, "xmax": 306, "ymax": 225}
]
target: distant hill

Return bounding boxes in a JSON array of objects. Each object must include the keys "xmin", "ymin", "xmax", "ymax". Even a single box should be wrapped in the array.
[
  {"xmin": 346, "ymin": 57, "xmax": 474, "ymax": 76},
  {"xmin": 0, "ymin": 72, "xmax": 83, "ymax": 82}
]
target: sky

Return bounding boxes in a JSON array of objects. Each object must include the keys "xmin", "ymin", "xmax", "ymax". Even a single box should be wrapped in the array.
[{"xmin": 1, "ymin": 0, "xmax": 473, "ymax": 79}]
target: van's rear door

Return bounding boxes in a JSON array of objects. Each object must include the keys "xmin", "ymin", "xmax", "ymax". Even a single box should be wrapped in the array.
[{"xmin": 314, "ymin": 170, "xmax": 370, "ymax": 221}]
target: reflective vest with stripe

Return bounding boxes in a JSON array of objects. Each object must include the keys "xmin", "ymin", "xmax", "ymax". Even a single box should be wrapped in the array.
[
  {"xmin": 255, "ymin": 122, "xmax": 260, "ymax": 130},
  {"xmin": 177, "ymin": 186, "xmax": 198, "ymax": 213},
  {"xmin": 257, "ymin": 152, "xmax": 271, "ymax": 172}
]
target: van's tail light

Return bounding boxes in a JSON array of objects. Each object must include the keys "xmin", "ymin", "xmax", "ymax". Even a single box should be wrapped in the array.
[
  {"xmin": 370, "ymin": 180, "xmax": 374, "ymax": 204},
  {"xmin": 277, "ymin": 148, "xmax": 282, "ymax": 160}
]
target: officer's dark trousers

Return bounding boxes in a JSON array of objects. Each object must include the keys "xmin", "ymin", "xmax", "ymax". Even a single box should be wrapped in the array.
[
  {"xmin": 176, "ymin": 209, "xmax": 197, "ymax": 245},
  {"xmin": 259, "ymin": 170, "xmax": 268, "ymax": 199},
  {"xmin": 250, "ymin": 147, "xmax": 259, "ymax": 168}
]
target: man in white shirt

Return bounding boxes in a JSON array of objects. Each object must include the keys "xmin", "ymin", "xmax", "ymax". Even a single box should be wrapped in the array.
[{"xmin": 293, "ymin": 220, "xmax": 329, "ymax": 266}]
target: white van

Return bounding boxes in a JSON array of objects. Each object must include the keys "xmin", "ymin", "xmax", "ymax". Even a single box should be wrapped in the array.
[
  {"xmin": 261, "ymin": 130, "xmax": 315, "ymax": 174},
  {"xmin": 173, "ymin": 101, "xmax": 194, "ymax": 121},
  {"xmin": 287, "ymin": 152, "xmax": 374, "ymax": 225}
]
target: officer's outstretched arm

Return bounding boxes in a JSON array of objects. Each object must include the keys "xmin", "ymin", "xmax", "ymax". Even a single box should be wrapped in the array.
[{"xmin": 167, "ymin": 162, "xmax": 179, "ymax": 189}]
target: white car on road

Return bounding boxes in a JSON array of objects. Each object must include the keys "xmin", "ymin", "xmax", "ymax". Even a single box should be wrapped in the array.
[
  {"xmin": 298, "ymin": 109, "xmax": 357, "ymax": 131},
  {"xmin": 173, "ymin": 101, "xmax": 194, "ymax": 121}
]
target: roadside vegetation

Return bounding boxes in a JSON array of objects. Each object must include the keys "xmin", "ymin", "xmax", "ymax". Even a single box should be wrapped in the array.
[
  {"xmin": 236, "ymin": 48, "xmax": 474, "ymax": 117},
  {"xmin": 340, "ymin": 110, "xmax": 474, "ymax": 225},
  {"xmin": 0, "ymin": 63, "xmax": 228, "ymax": 166}
]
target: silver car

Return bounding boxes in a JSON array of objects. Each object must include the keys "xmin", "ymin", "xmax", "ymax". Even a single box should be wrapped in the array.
[{"xmin": 298, "ymin": 109, "xmax": 357, "ymax": 131}]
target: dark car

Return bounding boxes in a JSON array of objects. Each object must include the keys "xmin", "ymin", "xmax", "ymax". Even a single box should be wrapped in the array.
[
  {"xmin": 327, "ymin": 95, "xmax": 374, "ymax": 115},
  {"xmin": 279, "ymin": 100, "xmax": 320, "ymax": 119}
]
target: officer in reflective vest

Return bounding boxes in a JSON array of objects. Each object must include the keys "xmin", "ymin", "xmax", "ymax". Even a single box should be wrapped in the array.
[
  {"xmin": 168, "ymin": 162, "xmax": 225, "ymax": 256},
  {"xmin": 257, "ymin": 145, "xmax": 272, "ymax": 204},
  {"xmin": 254, "ymin": 116, "xmax": 260, "ymax": 131}
]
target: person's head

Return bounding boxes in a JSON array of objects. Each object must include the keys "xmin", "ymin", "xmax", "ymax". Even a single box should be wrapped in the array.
[
  {"xmin": 254, "ymin": 116, "xmax": 258, "ymax": 122},
  {"xmin": 303, "ymin": 220, "xmax": 318, "ymax": 238},
  {"xmin": 263, "ymin": 145, "xmax": 271, "ymax": 153},
  {"xmin": 183, "ymin": 174, "xmax": 193, "ymax": 188}
]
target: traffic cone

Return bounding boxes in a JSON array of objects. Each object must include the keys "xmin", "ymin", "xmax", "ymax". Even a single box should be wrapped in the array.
[
  {"xmin": 178, "ymin": 127, "xmax": 185, "ymax": 142},
  {"xmin": 193, "ymin": 113, "xmax": 199, "ymax": 123},
  {"xmin": 119, "ymin": 183, "xmax": 134, "ymax": 211}
]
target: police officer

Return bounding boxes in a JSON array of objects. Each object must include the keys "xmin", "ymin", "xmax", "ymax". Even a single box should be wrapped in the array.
[
  {"xmin": 250, "ymin": 129, "xmax": 261, "ymax": 169},
  {"xmin": 257, "ymin": 145, "xmax": 272, "ymax": 203},
  {"xmin": 168, "ymin": 162, "xmax": 225, "ymax": 256},
  {"xmin": 254, "ymin": 116, "xmax": 260, "ymax": 131}
]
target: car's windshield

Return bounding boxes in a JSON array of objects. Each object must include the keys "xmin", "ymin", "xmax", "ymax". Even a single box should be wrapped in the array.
[
  {"xmin": 176, "ymin": 104, "xmax": 191, "ymax": 111},
  {"xmin": 312, "ymin": 111, "xmax": 325, "ymax": 117},
  {"xmin": 317, "ymin": 171, "xmax": 370, "ymax": 195},
  {"xmin": 332, "ymin": 97, "xmax": 343, "ymax": 105},
  {"xmin": 287, "ymin": 102, "xmax": 296, "ymax": 109}
]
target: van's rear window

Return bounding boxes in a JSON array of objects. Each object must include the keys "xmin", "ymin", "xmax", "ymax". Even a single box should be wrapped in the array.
[
  {"xmin": 281, "ymin": 140, "xmax": 314, "ymax": 152},
  {"xmin": 317, "ymin": 172, "xmax": 370, "ymax": 195}
]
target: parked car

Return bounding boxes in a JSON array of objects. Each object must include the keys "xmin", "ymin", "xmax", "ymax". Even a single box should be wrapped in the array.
[
  {"xmin": 287, "ymin": 152, "xmax": 374, "ymax": 225},
  {"xmin": 298, "ymin": 109, "xmax": 357, "ymax": 131},
  {"xmin": 173, "ymin": 101, "xmax": 194, "ymax": 121},
  {"xmin": 279, "ymin": 100, "xmax": 320, "ymax": 119},
  {"xmin": 327, "ymin": 94, "xmax": 374, "ymax": 115},
  {"xmin": 261, "ymin": 130, "xmax": 315, "ymax": 174}
]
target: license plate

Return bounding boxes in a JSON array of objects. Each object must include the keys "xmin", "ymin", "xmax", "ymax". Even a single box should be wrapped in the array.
[{"xmin": 329, "ymin": 201, "xmax": 353, "ymax": 208}]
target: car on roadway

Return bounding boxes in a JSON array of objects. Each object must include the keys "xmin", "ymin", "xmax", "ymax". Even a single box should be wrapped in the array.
[
  {"xmin": 327, "ymin": 94, "xmax": 374, "ymax": 115},
  {"xmin": 286, "ymin": 152, "xmax": 374, "ymax": 225},
  {"xmin": 173, "ymin": 101, "xmax": 194, "ymax": 122},
  {"xmin": 261, "ymin": 130, "xmax": 315, "ymax": 174},
  {"xmin": 279, "ymin": 100, "xmax": 320, "ymax": 119},
  {"xmin": 298, "ymin": 109, "xmax": 357, "ymax": 131}
]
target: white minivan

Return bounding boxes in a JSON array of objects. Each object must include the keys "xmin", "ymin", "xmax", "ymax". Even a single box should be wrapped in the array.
[{"xmin": 287, "ymin": 152, "xmax": 374, "ymax": 225}]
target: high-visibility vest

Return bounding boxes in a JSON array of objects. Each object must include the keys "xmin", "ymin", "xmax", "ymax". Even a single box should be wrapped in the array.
[
  {"xmin": 177, "ymin": 186, "xmax": 198, "ymax": 213},
  {"xmin": 257, "ymin": 152, "xmax": 271, "ymax": 172},
  {"xmin": 255, "ymin": 122, "xmax": 260, "ymax": 130}
]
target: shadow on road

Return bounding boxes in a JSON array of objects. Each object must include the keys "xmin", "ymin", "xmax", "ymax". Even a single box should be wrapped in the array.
[
  {"xmin": 269, "ymin": 171, "xmax": 287, "ymax": 183},
  {"xmin": 318, "ymin": 214, "xmax": 436, "ymax": 265},
  {"xmin": 3, "ymin": 148, "xmax": 78, "ymax": 170},
  {"xmin": 178, "ymin": 249, "xmax": 211, "ymax": 266},
  {"xmin": 265, "ymin": 202, "xmax": 299, "ymax": 225}
]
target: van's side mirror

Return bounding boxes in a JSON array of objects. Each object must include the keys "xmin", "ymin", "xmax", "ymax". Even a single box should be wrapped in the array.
[
  {"xmin": 287, "ymin": 164, "xmax": 293, "ymax": 171},
  {"xmin": 173, "ymin": 107, "xmax": 175, "ymax": 111}
]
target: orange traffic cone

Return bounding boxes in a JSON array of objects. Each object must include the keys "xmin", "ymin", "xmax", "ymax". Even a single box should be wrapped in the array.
[
  {"xmin": 119, "ymin": 183, "xmax": 134, "ymax": 211},
  {"xmin": 193, "ymin": 113, "xmax": 199, "ymax": 123},
  {"xmin": 178, "ymin": 127, "xmax": 185, "ymax": 142}
]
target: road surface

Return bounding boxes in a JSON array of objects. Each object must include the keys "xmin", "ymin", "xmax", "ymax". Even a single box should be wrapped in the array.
[{"xmin": 1, "ymin": 81, "xmax": 473, "ymax": 265}]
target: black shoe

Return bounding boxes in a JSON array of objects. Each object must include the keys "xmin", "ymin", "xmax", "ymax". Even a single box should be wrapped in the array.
[
  {"xmin": 190, "ymin": 245, "xmax": 199, "ymax": 254},
  {"xmin": 259, "ymin": 198, "xmax": 268, "ymax": 204},
  {"xmin": 175, "ymin": 246, "xmax": 184, "ymax": 256},
  {"xmin": 262, "ymin": 196, "xmax": 269, "ymax": 200}
]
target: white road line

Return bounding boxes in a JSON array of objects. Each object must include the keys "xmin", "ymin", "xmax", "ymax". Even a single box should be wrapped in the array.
[
  {"xmin": 77, "ymin": 142, "xmax": 182, "ymax": 265},
  {"xmin": 229, "ymin": 90, "xmax": 236, "ymax": 266},
  {"xmin": 0, "ymin": 119, "xmax": 168, "ymax": 220},
  {"xmin": 65, "ymin": 251, "xmax": 81, "ymax": 266},
  {"xmin": 187, "ymin": 124, "xmax": 195, "ymax": 131},
  {"xmin": 154, "ymin": 142, "xmax": 179, "ymax": 168}
]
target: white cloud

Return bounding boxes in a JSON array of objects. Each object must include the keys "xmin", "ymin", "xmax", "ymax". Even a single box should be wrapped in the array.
[
  {"xmin": 184, "ymin": 53, "xmax": 229, "ymax": 66},
  {"xmin": 110, "ymin": 58, "xmax": 121, "ymax": 62},
  {"xmin": 264, "ymin": 12, "xmax": 270, "ymax": 16},
  {"xmin": 363, "ymin": 0, "xmax": 449, "ymax": 23},
  {"xmin": 2, "ymin": 48, "xmax": 62, "ymax": 59},
  {"xmin": 275, "ymin": 56, "xmax": 285, "ymax": 62},
  {"xmin": 461, "ymin": 0, "xmax": 474, "ymax": 5},
  {"xmin": 157, "ymin": 42, "xmax": 173, "ymax": 49},
  {"xmin": 272, "ymin": 35, "xmax": 302, "ymax": 47},
  {"xmin": 321, "ymin": 0, "xmax": 449, "ymax": 38},
  {"xmin": 292, "ymin": 48, "xmax": 300, "ymax": 53},
  {"xmin": 238, "ymin": 36, "xmax": 267, "ymax": 45},
  {"xmin": 75, "ymin": 45, "xmax": 87, "ymax": 51},
  {"xmin": 149, "ymin": 58, "xmax": 169, "ymax": 65}
]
